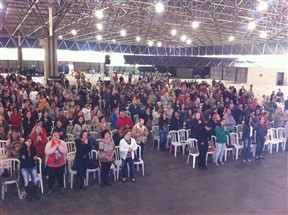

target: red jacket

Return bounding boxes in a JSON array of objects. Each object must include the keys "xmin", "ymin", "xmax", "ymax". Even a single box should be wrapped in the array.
[
  {"xmin": 116, "ymin": 116, "xmax": 134, "ymax": 129},
  {"xmin": 30, "ymin": 132, "xmax": 48, "ymax": 157},
  {"xmin": 10, "ymin": 113, "xmax": 22, "ymax": 129}
]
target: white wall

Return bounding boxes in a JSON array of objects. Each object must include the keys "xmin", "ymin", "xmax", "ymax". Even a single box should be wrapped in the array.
[{"xmin": 247, "ymin": 67, "xmax": 288, "ymax": 86}]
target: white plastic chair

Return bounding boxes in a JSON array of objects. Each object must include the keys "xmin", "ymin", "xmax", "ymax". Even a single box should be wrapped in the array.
[
  {"xmin": 66, "ymin": 141, "xmax": 76, "ymax": 153},
  {"xmin": 134, "ymin": 145, "xmax": 144, "ymax": 176},
  {"xmin": 124, "ymin": 111, "xmax": 131, "ymax": 118},
  {"xmin": 67, "ymin": 134, "xmax": 75, "ymax": 142},
  {"xmin": 86, "ymin": 150, "xmax": 101, "ymax": 185},
  {"xmin": 266, "ymin": 128, "xmax": 280, "ymax": 154},
  {"xmin": 114, "ymin": 146, "xmax": 122, "ymax": 180},
  {"xmin": 186, "ymin": 138, "xmax": 199, "ymax": 168},
  {"xmin": 169, "ymin": 130, "xmax": 182, "ymax": 157},
  {"xmin": 235, "ymin": 124, "xmax": 244, "ymax": 140},
  {"xmin": 277, "ymin": 127, "xmax": 286, "ymax": 151},
  {"xmin": 0, "ymin": 140, "xmax": 6, "ymax": 148},
  {"xmin": 206, "ymin": 135, "xmax": 216, "ymax": 165},
  {"xmin": 66, "ymin": 152, "xmax": 77, "ymax": 189},
  {"xmin": 0, "ymin": 158, "xmax": 20, "ymax": 200},
  {"xmin": 151, "ymin": 126, "xmax": 160, "ymax": 150},
  {"xmin": 230, "ymin": 133, "xmax": 243, "ymax": 160},
  {"xmin": 36, "ymin": 157, "xmax": 44, "ymax": 194},
  {"xmin": 224, "ymin": 135, "xmax": 234, "ymax": 161},
  {"xmin": 178, "ymin": 129, "xmax": 189, "ymax": 156}
]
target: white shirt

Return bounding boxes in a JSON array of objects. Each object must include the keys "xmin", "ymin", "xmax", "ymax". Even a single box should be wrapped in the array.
[{"xmin": 119, "ymin": 137, "xmax": 138, "ymax": 160}]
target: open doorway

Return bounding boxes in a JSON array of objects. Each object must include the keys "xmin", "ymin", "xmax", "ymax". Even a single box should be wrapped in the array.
[{"xmin": 276, "ymin": 72, "xmax": 284, "ymax": 86}]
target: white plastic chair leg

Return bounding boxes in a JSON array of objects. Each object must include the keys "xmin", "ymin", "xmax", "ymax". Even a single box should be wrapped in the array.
[
  {"xmin": 2, "ymin": 185, "xmax": 4, "ymax": 200},
  {"xmin": 142, "ymin": 163, "xmax": 145, "ymax": 176},
  {"xmin": 63, "ymin": 174, "xmax": 66, "ymax": 189},
  {"xmin": 70, "ymin": 175, "xmax": 74, "ymax": 189},
  {"xmin": 276, "ymin": 144, "xmax": 279, "ymax": 152},
  {"xmin": 192, "ymin": 156, "xmax": 196, "ymax": 168},
  {"xmin": 174, "ymin": 147, "xmax": 177, "ymax": 157},
  {"xmin": 187, "ymin": 155, "xmax": 190, "ymax": 164},
  {"xmin": 270, "ymin": 144, "xmax": 272, "ymax": 154},
  {"xmin": 98, "ymin": 171, "xmax": 101, "ymax": 184},
  {"xmin": 224, "ymin": 151, "xmax": 227, "ymax": 161}
]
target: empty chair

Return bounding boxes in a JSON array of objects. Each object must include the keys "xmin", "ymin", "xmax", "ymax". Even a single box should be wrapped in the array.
[
  {"xmin": 230, "ymin": 133, "xmax": 243, "ymax": 160},
  {"xmin": 66, "ymin": 152, "xmax": 77, "ymax": 189},
  {"xmin": 186, "ymin": 139, "xmax": 199, "ymax": 168},
  {"xmin": 224, "ymin": 135, "xmax": 234, "ymax": 162},
  {"xmin": 36, "ymin": 157, "xmax": 44, "ymax": 194},
  {"xmin": 265, "ymin": 128, "xmax": 279, "ymax": 154},
  {"xmin": 113, "ymin": 146, "xmax": 122, "ymax": 180},
  {"xmin": 151, "ymin": 126, "xmax": 160, "ymax": 150},
  {"xmin": 277, "ymin": 127, "xmax": 287, "ymax": 151},
  {"xmin": 178, "ymin": 129, "xmax": 189, "ymax": 156},
  {"xmin": 134, "ymin": 145, "xmax": 144, "ymax": 176},
  {"xmin": 1, "ymin": 158, "xmax": 21, "ymax": 200},
  {"xmin": 235, "ymin": 124, "xmax": 244, "ymax": 140},
  {"xmin": 168, "ymin": 131, "xmax": 182, "ymax": 157},
  {"xmin": 0, "ymin": 140, "xmax": 6, "ymax": 149},
  {"xmin": 67, "ymin": 134, "xmax": 75, "ymax": 142},
  {"xmin": 206, "ymin": 135, "xmax": 216, "ymax": 165}
]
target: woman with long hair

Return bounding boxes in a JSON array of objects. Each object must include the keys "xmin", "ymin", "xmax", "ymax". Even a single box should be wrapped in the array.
[
  {"xmin": 75, "ymin": 130, "xmax": 91, "ymax": 189},
  {"xmin": 10, "ymin": 107, "xmax": 22, "ymax": 133},
  {"xmin": 41, "ymin": 110, "xmax": 52, "ymax": 136},
  {"xmin": 214, "ymin": 119, "xmax": 230, "ymax": 166},
  {"xmin": 189, "ymin": 112, "xmax": 203, "ymax": 138},
  {"xmin": 242, "ymin": 116, "xmax": 255, "ymax": 163},
  {"xmin": 73, "ymin": 116, "xmax": 87, "ymax": 140},
  {"xmin": 255, "ymin": 116, "xmax": 267, "ymax": 160}
]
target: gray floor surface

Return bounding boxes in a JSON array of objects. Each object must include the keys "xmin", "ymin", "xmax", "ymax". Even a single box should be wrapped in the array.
[{"xmin": 1, "ymin": 145, "xmax": 287, "ymax": 215}]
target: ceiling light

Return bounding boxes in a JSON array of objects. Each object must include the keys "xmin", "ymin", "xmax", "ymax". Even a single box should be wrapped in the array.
[
  {"xmin": 136, "ymin": 36, "xmax": 141, "ymax": 42},
  {"xmin": 260, "ymin": 31, "xmax": 267, "ymax": 38},
  {"xmin": 186, "ymin": 39, "xmax": 192, "ymax": 45},
  {"xmin": 229, "ymin": 35, "xmax": 235, "ymax": 42},
  {"xmin": 157, "ymin": 42, "xmax": 162, "ymax": 47},
  {"xmin": 180, "ymin": 35, "xmax": 187, "ymax": 42},
  {"xmin": 248, "ymin": 22, "xmax": 256, "ymax": 31},
  {"xmin": 155, "ymin": 2, "xmax": 165, "ymax": 14},
  {"xmin": 58, "ymin": 35, "xmax": 63, "ymax": 39},
  {"xmin": 171, "ymin": 29, "xmax": 177, "ymax": 36},
  {"xmin": 96, "ymin": 35, "xmax": 102, "ymax": 41},
  {"xmin": 95, "ymin": 10, "xmax": 104, "ymax": 19},
  {"xmin": 148, "ymin": 41, "xmax": 154, "ymax": 46},
  {"xmin": 258, "ymin": 1, "xmax": 268, "ymax": 12},
  {"xmin": 96, "ymin": 23, "xmax": 103, "ymax": 31},
  {"xmin": 71, "ymin": 29, "xmax": 77, "ymax": 35},
  {"xmin": 192, "ymin": 21, "xmax": 199, "ymax": 29},
  {"xmin": 0, "ymin": 3, "xmax": 3, "ymax": 9},
  {"xmin": 120, "ymin": 29, "xmax": 126, "ymax": 37},
  {"xmin": 112, "ymin": 39, "xmax": 116, "ymax": 43}
]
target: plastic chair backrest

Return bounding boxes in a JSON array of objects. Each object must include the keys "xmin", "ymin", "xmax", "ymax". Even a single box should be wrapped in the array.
[
  {"xmin": 89, "ymin": 149, "xmax": 98, "ymax": 160},
  {"xmin": 67, "ymin": 134, "xmax": 75, "ymax": 142},
  {"xmin": 67, "ymin": 152, "xmax": 76, "ymax": 169},
  {"xmin": 36, "ymin": 157, "xmax": 42, "ymax": 175},
  {"xmin": 169, "ymin": 130, "xmax": 178, "ymax": 143},
  {"xmin": 134, "ymin": 145, "xmax": 142, "ymax": 160},
  {"xmin": 277, "ymin": 127, "xmax": 286, "ymax": 139},
  {"xmin": 178, "ymin": 129, "xmax": 189, "ymax": 142},
  {"xmin": 114, "ymin": 146, "xmax": 121, "ymax": 161},
  {"xmin": 211, "ymin": 135, "xmax": 216, "ymax": 147},
  {"xmin": 187, "ymin": 138, "xmax": 198, "ymax": 151},
  {"xmin": 111, "ymin": 129, "xmax": 117, "ymax": 137},
  {"xmin": 0, "ymin": 140, "xmax": 6, "ymax": 149},
  {"xmin": 229, "ymin": 133, "xmax": 239, "ymax": 145},
  {"xmin": 66, "ymin": 141, "xmax": 76, "ymax": 153},
  {"xmin": 270, "ymin": 128, "xmax": 278, "ymax": 140},
  {"xmin": 226, "ymin": 135, "xmax": 231, "ymax": 146},
  {"xmin": 0, "ymin": 158, "xmax": 20, "ymax": 180}
]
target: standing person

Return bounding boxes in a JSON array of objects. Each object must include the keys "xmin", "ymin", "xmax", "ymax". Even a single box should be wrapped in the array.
[
  {"xmin": 119, "ymin": 130, "xmax": 138, "ymax": 183},
  {"xmin": 158, "ymin": 112, "xmax": 169, "ymax": 151},
  {"xmin": 214, "ymin": 119, "xmax": 230, "ymax": 166},
  {"xmin": 223, "ymin": 108, "xmax": 236, "ymax": 132},
  {"xmin": 98, "ymin": 130, "xmax": 115, "ymax": 187},
  {"xmin": 169, "ymin": 111, "xmax": 182, "ymax": 131},
  {"xmin": 19, "ymin": 137, "xmax": 40, "ymax": 201},
  {"xmin": 22, "ymin": 111, "xmax": 36, "ymax": 138},
  {"xmin": 75, "ymin": 130, "xmax": 91, "ymax": 190},
  {"xmin": 10, "ymin": 107, "xmax": 22, "ymax": 133},
  {"xmin": 131, "ymin": 119, "xmax": 149, "ymax": 158},
  {"xmin": 40, "ymin": 110, "xmax": 52, "ymax": 136},
  {"xmin": 189, "ymin": 112, "xmax": 203, "ymax": 138},
  {"xmin": 196, "ymin": 123, "xmax": 212, "ymax": 170},
  {"xmin": 45, "ymin": 130, "xmax": 68, "ymax": 196},
  {"xmin": 255, "ymin": 116, "xmax": 268, "ymax": 160},
  {"xmin": 242, "ymin": 117, "xmax": 254, "ymax": 163}
]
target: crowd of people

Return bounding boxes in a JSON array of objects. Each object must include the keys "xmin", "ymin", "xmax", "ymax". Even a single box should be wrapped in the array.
[{"xmin": 0, "ymin": 71, "xmax": 287, "ymax": 201}]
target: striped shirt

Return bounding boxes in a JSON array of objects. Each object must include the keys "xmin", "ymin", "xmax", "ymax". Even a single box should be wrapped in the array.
[{"xmin": 98, "ymin": 139, "xmax": 115, "ymax": 162}]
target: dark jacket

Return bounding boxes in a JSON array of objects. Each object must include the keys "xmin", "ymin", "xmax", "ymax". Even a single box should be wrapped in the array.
[
  {"xmin": 169, "ymin": 117, "xmax": 182, "ymax": 131},
  {"xmin": 75, "ymin": 139, "xmax": 92, "ymax": 161},
  {"xmin": 159, "ymin": 117, "xmax": 169, "ymax": 131},
  {"xmin": 196, "ymin": 124, "xmax": 210, "ymax": 147},
  {"xmin": 22, "ymin": 118, "xmax": 36, "ymax": 138},
  {"xmin": 242, "ymin": 123, "xmax": 255, "ymax": 140},
  {"xmin": 19, "ymin": 144, "xmax": 37, "ymax": 169},
  {"xmin": 255, "ymin": 123, "xmax": 267, "ymax": 142},
  {"xmin": 189, "ymin": 118, "xmax": 202, "ymax": 138}
]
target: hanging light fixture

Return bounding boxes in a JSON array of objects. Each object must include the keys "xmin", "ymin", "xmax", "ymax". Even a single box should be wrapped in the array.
[
  {"xmin": 191, "ymin": 21, "xmax": 199, "ymax": 29},
  {"xmin": 120, "ymin": 29, "xmax": 126, "ymax": 37},
  {"xmin": 229, "ymin": 35, "xmax": 235, "ymax": 42},
  {"xmin": 95, "ymin": 10, "xmax": 104, "ymax": 19},
  {"xmin": 96, "ymin": 23, "xmax": 103, "ymax": 31},
  {"xmin": 171, "ymin": 29, "xmax": 177, "ymax": 36},
  {"xmin": 155, "ymin": 1, "xmax": 165, "ymax": 14}
]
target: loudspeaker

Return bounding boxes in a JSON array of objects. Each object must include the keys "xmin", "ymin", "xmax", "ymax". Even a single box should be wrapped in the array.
[{"xmin": 105, "ymin": 55, "xmax": 110, "ymax": 64}]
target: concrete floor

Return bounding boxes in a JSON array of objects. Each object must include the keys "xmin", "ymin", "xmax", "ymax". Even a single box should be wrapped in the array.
[{"xmin": 1, "ymin": 145, "xmax": 287, "ymax": 215}]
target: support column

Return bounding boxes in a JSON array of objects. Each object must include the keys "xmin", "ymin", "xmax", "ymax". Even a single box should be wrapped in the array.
[{"xmin": 17, "ymin": 36, "xmax": 23, "ymax": 71}]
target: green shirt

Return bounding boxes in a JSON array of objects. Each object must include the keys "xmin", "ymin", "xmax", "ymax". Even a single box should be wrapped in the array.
[{"xmin": 215, "ymin": 125, "xmax": 230, "ymax": 144}]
